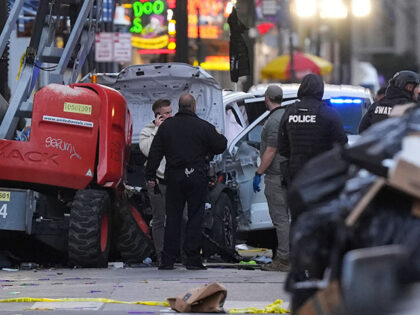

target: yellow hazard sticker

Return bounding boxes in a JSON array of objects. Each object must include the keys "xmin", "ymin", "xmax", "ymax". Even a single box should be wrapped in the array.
[
  {"xmin": 64, "ymin": 102, "xmax": 92, "ymax": 115},
  {"xmin": 0, "ymin": 192, "xmax": 10, "ymax": 202}
]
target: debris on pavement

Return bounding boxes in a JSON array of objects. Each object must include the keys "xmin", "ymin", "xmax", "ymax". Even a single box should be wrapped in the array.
[{"xmin": 168, "ymin": 282, "xmax": 227, "ymax": 313}]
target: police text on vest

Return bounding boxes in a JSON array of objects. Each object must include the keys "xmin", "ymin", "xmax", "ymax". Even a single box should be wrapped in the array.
[{"xmin": 288, "ymin": 115, "xmax": 317, "ymax": 123}]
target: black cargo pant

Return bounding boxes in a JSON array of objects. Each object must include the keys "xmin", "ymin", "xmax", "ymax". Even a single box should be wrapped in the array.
[{"xmin": 161, "ymin": 167, "xmax": 208, "ymax": 266}]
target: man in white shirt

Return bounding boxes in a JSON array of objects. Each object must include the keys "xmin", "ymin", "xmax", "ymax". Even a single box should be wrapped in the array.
[{"xmin": 139, "ymin": 99, "xmax": 172, "ymax": 265}]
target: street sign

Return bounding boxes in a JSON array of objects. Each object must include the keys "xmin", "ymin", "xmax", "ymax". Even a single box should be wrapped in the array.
[
  {"xmin": 95, "ymin": 33, "xmax": 113, "ymax": 62},
  {"xmin": 113, "ymin": 33, "xmax": 132, "ymax": 62},
  {"xmin": 262, "ymin": 0, "xmax": 277, "ymax": 16}
]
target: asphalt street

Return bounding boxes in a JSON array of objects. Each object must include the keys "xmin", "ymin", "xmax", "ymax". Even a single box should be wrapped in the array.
[{"xmin": 0, "ymin": 263, "xmax": 290, "ymax": 314}]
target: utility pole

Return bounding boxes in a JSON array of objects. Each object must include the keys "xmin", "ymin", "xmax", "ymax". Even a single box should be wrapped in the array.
[
  {"xmin": 0, "ymin": 0, "xmax": 10, "ymax": 101},
  {"xmin": 175, "ymin": 0, "xmax": 188, "ymax": 63},
  {"xmin": 339, "ymin": 0, "xmax": 352, "ymax": 84},
  {"xmin": 286, "ymin": 0, "xmax": 296, "ymax": 82},
  {"xmin": 197, "ymin": 7, "xmax": 203, "ymax": 65},
  {"xmin": 97, "ymin": 0, "xmax": 116, "ymax": 73}
]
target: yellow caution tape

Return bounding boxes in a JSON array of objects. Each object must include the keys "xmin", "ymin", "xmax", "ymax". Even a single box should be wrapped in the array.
[
  {"xmin": 0, "ymin": 297, "xmax": 169, "ymax": 307},
  {"xmin": 0, "ymin": 297, "xmax": 289, "ymax": 313},
  {"xmin": 228, "ymin": 299, "xmax": 290, "ymax": 314}
]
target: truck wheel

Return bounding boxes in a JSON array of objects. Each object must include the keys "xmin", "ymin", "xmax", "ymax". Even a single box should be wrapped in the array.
[
  {"xmin": 203, "ymin": 192, "xmax": 236, "ymax": 259},
  {"xmin": 68, "ymin": 190, "xmax": 111, "ymax": 268},
  {"xmin": 116, "ymin": 202, "xmax": 154, "ymax": 264}
]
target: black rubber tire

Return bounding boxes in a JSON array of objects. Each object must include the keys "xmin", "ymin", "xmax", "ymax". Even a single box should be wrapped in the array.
[
  {"xmin": 116, "ymin": 201, "xmax": 154, "ymax": 264},
  {"xmin": 68, "ymin": 190, "xmax": 111, "ymax": 268},
  {"xmin": 214, "ymin": 193, "xmax": 236, "ymax": 250},
  {"xmin": 202, "ymin": 192, "xmax": 236, "ymax": 258}
]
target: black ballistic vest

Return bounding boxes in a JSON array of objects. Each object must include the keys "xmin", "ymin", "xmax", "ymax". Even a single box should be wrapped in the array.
[{"xmin": 286, "ymin": 102, "xmax": 332, "ymax": 178}]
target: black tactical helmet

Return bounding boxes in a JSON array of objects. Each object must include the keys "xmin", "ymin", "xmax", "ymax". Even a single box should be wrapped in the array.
[{"xmin": 389, "ymin": 70, "xmax": 420, "ymax": 90}]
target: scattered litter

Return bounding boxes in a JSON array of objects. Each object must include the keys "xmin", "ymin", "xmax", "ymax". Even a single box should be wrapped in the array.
[
  {"xmin": 9, "ymin": 292, "xmax": 20, "ymax": 295},
  {"xmin": 51, "ymin": 283, "xmax": 64, "ymax": 285},
  {"xmin": 254, "ymin": 256, "xmax": 272, "ymax": 264},
  {"xmin": 235, "ymin": 244, "xmax": 249, "ymax": 250},
  {"xmin": 85, "ymin": 282, "xmax": 96, "ymax": 285},
  {"xmin": 238, "ymin": 248, "xmax": 272, "ymax": 259},
  {"xmin": 238, "ymin": 260, "xmax": 260, "ymax": 270},
  {"xmin": 2, "ymin": 268, "xmax": 18, "ymax": 272},
  {"xmin": 228, "ymin": 299, "xmax": 290, "ymax": 313},
  {"xmin": 20, "ymin": 283, "xmax": 39, "ymax": 287},
  {"xmin": 0, "ymin": 280, "xmax": 14, "ymax": 282},
  {"xmin": 90, "ymin": 290, "xmax": 103, "ymax": 293},
  {"xmin": 239, "ymin": 260, "xmax": 257, "ymax": 265},
  {"xmin": 108, "ymin": 262, "xmax": 124, "ymax": 269},
  {"xmin": 38, "ymin": 278, "xmax": 50, "ymax": 281},
  {"xmin": 143, "ymin": 257, "xmax": 152, "ymax": 265}
]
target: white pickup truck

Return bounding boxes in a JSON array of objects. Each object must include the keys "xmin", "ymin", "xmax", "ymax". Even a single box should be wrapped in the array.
[{"xmin": 88, "ymin": 63, "xmax": 373, "ymax": 257}]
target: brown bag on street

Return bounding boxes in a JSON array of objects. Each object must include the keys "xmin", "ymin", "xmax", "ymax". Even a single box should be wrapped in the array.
[{"xmin": 167, "ymin": 282, "xmax": 227, "ymax": 313}]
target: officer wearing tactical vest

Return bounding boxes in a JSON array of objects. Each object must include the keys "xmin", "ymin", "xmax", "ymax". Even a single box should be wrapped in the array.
[
  {"xmin": 253, "ymin": 85, "xmax": 290, "ymax": 272},
  {"xmin": 359, "ymin": 70, "xmax": 420, "ymax": 133},
  {"xmin": 278, "ymin": 74, "xmax": 348, "ymax": 221}
]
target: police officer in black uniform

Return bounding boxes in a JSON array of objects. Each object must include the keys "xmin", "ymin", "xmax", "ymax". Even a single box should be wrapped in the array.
[
  {"xmin": 278, "ymin": 74, "xmax": 348, "ymax": 222},
  {"xmin": 145, "ymin": 93, "xmax": 227, "ymax": 270},
  {"xmin": 359, "ymin": 70, "xmax": 420, "ymax": 133}
]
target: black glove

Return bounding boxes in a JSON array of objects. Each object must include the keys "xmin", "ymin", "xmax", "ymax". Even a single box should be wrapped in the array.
[{"xmin": 153, "ymin": 181, "xmax": 161, "ymax": 195}]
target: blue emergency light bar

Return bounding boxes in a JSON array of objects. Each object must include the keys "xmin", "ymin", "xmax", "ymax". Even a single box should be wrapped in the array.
[{"xmin": 330, "ymin": 98, "xmax": 363, "ymax": 105}]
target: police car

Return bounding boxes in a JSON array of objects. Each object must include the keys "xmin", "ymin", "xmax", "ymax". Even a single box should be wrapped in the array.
[{"xmin": 223, "ymin": 83, "xmax": 373, "ymax": 239}]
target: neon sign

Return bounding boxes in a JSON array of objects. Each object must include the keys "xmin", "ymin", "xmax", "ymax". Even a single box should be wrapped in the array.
[
  {"xmin": 133, "ymin": 0, "xmax": 165, "ymax": 16},
  {"xmin": 132, "ymin": 35, "xmax": 169, "ymax": 49},
  {"xmin": 130, "ymin": 0, "xmax": 166, "ymax": 34},
  {"xmin": 187, "ymin": 0, "xmax": 226, "ymax": 39},
  {"xmin": 129, "ymin": 0, "xmax": 176, "ymax": 52},
  {"xmin": 194, "ymin": 56, "xmax": 230, "ymax": 71}
]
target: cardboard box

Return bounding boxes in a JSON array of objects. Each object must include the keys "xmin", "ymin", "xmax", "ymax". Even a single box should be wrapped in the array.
[
  {"xmin": 388, "ymin": 158, "xmax": 420, "ymax": 199},
  {"xmin": 388, "ymin": 135, "xmax": 420, "ymax": 199}
]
